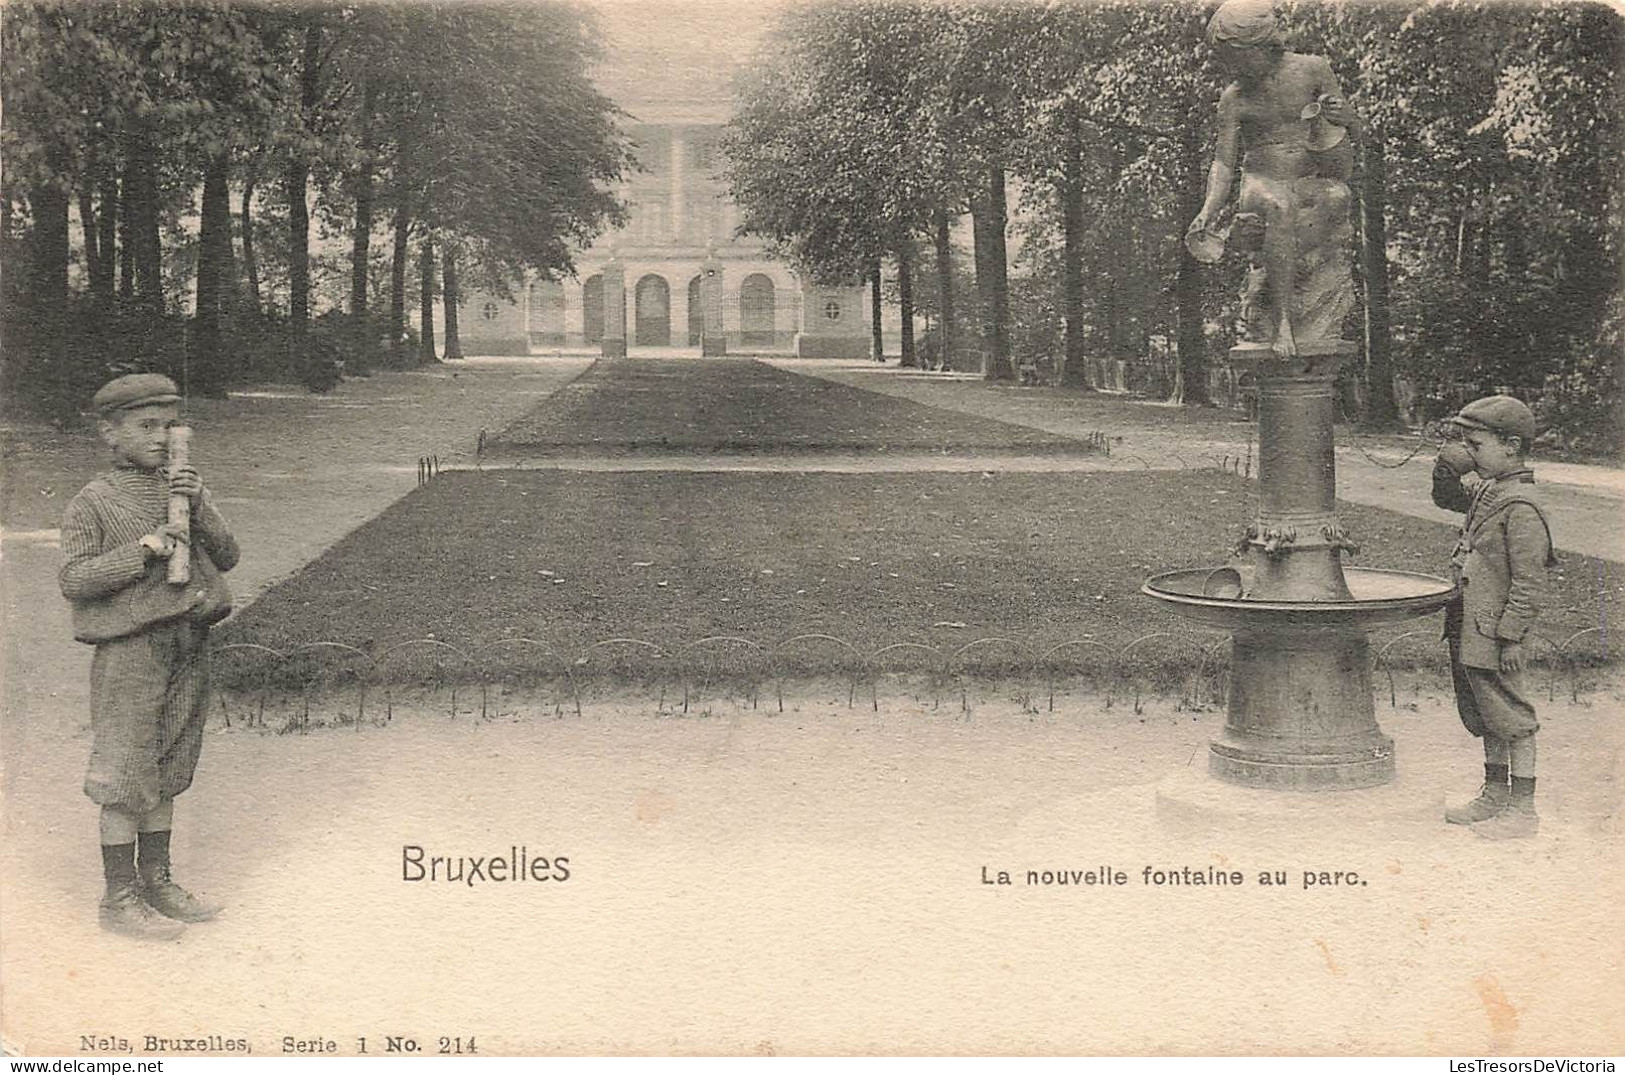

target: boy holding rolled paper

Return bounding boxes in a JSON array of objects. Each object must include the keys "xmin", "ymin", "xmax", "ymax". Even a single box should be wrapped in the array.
[{"xmin": 59, "ymin": 373, "xmax": 239, "ymax": 939}]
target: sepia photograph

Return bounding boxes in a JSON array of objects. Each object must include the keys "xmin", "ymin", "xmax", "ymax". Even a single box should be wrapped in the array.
[{"xmin": 1, "ymin": 0, "xmax": 1622, "ymax": 1058}]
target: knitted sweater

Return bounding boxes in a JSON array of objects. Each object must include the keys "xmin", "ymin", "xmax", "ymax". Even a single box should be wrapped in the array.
[{"xmin": 60, "ymin": 465, "xmax": 240, "ymax": 603}]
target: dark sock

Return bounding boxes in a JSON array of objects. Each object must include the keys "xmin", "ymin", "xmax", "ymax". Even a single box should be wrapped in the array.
[
  {"xmin": 1511, "ymin": 776, "xmax": 1536, "ymax": 802},
  {"xmin": 137, "ymin": 829, "xmax": 172, "ymax": 875},
  {"xmin": 101, "ymin": 842, "xmax": 137, "ymax": 893},
  {"xmin": 1484, "ymin": 763, "xmax": 1510, "ymax": 787}
]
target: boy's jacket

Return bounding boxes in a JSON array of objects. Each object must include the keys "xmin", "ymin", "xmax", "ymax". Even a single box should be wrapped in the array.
[
  {"xmin": 1450, "ymin": 474, "xmax": 1555, "ymax": 670},
  {"xmin": 71, "ymin": 544, "xmax": 233, "ymax": 644}
]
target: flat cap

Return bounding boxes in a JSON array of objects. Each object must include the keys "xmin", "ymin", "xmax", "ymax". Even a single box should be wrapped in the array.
[
  {"xmin": 92, "ymin": 373, "xmax": 180, "ymax": 415},
  {"xmin": 1449, "ymin": 394, "xmax": 1536, "ymax": 443}
]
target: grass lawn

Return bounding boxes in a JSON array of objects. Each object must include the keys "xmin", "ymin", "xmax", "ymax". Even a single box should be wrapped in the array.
[
  {"xmin": 484, "ymin": 357, "xmax": 1098, "ymax": 456},
  {"xmin": 218, "ymin": 468, "xmax": 1621, "ymax": 684}
]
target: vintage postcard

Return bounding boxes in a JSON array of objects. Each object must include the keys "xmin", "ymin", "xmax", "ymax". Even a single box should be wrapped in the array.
[{"xmin": 2, "ymin": 0, "xmax": 1621, "ymax": 1058}]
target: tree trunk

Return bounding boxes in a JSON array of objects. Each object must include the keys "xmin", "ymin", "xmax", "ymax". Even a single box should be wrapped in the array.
[
  {"xmin": 869, "ymin": 258, "xmax": 884, "ymax": 362},
  {"xmin": 117, "ymin": 170, "xmax": 134, "ymax": 299},
  {"xmin": 287, "ymin": 153, "xmax": 310, "ymax": 334},
  {"xmin": 27, "ymin": 152, "xmax": 72, "ymax": 411},
  {"xmin": 973, "ymin": 165, "xmax": 1012, "ymax": 381},
  {"xmin": 971, "ymin": 190, "xmax": 991, "ymax": 374},
  {"xmin": 933, "ymin": 205, "xmax": 956, "ymax": 371},
  {"xmin": 1462, "ymin": 207, "xmax": 1475, "ymax": 274},
  {"xmin": 1358, "ymin": 128, "xmax": 1399, "ymax": 429},
  {"xmin": 287, "ymin": 22, "xmax": 321, "ymax": 339},
  {"xmin": 192, "ymin": 152, "xmax": 233, "ymax": 397},
  {"xmin": 1502, "ymin": 200, "xmax": 1534, "ymax": 367},
  {"xmin": 29, "ymin": 174, "xmax": 69, "ymax": 323},
  {"xmin": 240, "ymin": 166, "xmax": 260, "ymax": 313},
  {"xmin": 1173, "ymin": 123, "xmax": 1210, "ymax": 406},
  {"xmin": 1060, "ymin": 103, "xmax": 1090, "ymax": 389},
  {"xmin": 897, "ymin": 241, "xmax": 916, "ymax": 368},
  {"xmin": 77, "ymin": 183, "xmax": 101, "ymax": 294},
  {"xmin": 124, "ymin": 122, "xmax": 162, "ymax": 311},
  {"xmin": 419, "ymin": 236, "xmax": 437, "ymax": 364},
  {"xmin": 350, "ymin": 75, "xmax": 376, "ymax": 370},
  {"xmin": 1503, "ymin": 207, "xmax": 1528, "ymax": 284},
  {"xmin": 95, "ymin": 157, "xmax": 118, "ymax": 300},
  {"xmin": 390, "ymin": 200, "xmax": 410, "ymax": 365},
  {"xmin": 1101, "ymin": 149, "xmax": 1129, "ymax": 382},
  {"xmin": 1471, "ymin": 187, "xmax": 1494, "ymax": 288},
  {"xmin": 442, "ymin": 247, "xmax": 463, "ymax": 360}
]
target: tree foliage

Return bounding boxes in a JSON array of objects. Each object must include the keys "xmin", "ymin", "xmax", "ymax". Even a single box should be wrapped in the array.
[
  {"xmin": 724, "ymin": 0, "xmax": 1622, "ymax": 448},
  {"xmin": 1, "ymin": 0, "xmax": 629, "ymax": 412}
]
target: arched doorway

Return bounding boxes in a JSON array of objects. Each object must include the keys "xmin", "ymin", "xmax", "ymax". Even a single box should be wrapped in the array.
[
  {"xmin": 740, "ymin": 273, "xmax": 776, "ymax": 348},
  {"xmin": 635, "ymin": 274, "xmax": 671, "ymax": 346},
  {"xmin": 582, "ymin": 274, "xmax": 604, "ymax": 345},
  {"xmin": 687, "ymin": 275, "xmax": 704, "ymax": 346}
]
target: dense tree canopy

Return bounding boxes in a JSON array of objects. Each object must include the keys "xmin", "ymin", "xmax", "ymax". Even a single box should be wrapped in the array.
[
  {"xmin": 1, "ymin": 0, "xmax": 631, "ymax": 412},
  {"xmin": 724, "ymin": 0, "xmax": 1622, "ymax": 450}
]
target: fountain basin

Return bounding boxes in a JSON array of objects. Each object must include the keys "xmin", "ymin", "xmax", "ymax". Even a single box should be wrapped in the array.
[
  {"xmin": 1142, "ymin": 566, "xmax": 1456, "ymax": 631},
  {"xmin": 1143, "ymin": 565, "xmax": 1457, "ymax": 790}
]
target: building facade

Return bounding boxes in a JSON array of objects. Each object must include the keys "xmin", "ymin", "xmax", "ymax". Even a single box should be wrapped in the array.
[{"xmin": 448, "ymin": 96, "xmax": 870, "ymax": 359}]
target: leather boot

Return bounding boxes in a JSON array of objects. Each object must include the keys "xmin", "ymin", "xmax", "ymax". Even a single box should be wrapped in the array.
[
  {"xmin": 100, "ymin": 883, "xmax": 185, "ymax": 941},
  {"xmin": 1445, "ymin": 781, "xmax": 1509, "ymax": 825},
  {"xmin": 1474, "ymin": 778, "xmax": 1539, "ymax": 840},
  {"xmin": 141, "ymin": 864, "xmax": 225, "ymax": 922}
]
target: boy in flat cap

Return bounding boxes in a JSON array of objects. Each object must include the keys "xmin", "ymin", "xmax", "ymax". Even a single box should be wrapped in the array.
[
  {"xmin": 1432, "ymin": 394, "xmax": 1555, "ymax": 839},
  {"xmin": 60, "ymin": 373, "xmax": 239, "ymax": 939}
]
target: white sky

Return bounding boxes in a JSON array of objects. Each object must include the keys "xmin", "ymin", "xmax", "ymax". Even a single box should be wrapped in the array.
[{"xmin": 584, "ymin": 0, "xmax": 789, "ymax": 105}]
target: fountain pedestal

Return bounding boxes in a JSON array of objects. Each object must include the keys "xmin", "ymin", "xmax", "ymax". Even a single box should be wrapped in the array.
[
  {"xmin": 1144, "ymin": 342, "xmax": 1455, "ymax": 792},
  {"xmin": 1215, "ymin": 624, "xmax": 1386, "ymax": 788}
]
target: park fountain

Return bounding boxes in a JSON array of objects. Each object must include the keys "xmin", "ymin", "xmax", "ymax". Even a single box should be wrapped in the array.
[
  {"xmin": 1143, "ymin": 342, "xmax": 1454, "ymax": 790},
  {"xmin": 1143, "ymin": 0, "xmax": 1455, "ymax": 791}
]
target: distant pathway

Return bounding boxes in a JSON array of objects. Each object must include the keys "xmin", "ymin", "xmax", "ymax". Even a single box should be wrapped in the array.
[{"xmin": 773, "ymin": 358, "xmax": 1625, "ymax": 563}]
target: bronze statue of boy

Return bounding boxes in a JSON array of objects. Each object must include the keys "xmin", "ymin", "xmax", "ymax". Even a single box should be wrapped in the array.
[{"xmin": 1187, "ymin": 0, "xmax": 1358, "ymax": 358}]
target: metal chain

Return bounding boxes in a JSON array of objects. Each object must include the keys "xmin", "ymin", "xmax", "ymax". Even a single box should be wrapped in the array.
[{"xmin": 1337, "ymin": 417, "xmax": 1452, "ymax": 470}]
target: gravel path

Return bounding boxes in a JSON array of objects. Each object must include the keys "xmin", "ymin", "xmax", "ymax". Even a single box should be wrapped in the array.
[{"xmin": 773, "ymin": 359, "xmax": 1625, "ymax": 563}]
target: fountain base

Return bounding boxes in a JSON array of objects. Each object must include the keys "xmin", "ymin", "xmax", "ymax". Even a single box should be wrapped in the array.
[
  {"xmin": 1213, "ymin": 626, "xmax": 1389, "ymax": 789},
  {"xmin": 1144, "ymin": 567, "xmax": 1455, "ymax": 791}
]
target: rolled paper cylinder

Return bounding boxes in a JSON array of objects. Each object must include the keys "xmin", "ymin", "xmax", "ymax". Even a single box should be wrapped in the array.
[{"xmin": 166, "ymin": 425, "xmax": 192, "ymax": 585}]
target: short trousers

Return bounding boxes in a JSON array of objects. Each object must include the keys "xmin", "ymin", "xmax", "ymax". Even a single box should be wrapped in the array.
[
  {"xmin": 84, "ymin": 620, "xmax": 211, "ymax": 814},
  {"xmin": 1448, "ymin": 638, "xmax": 1540, "ymax": 741}
]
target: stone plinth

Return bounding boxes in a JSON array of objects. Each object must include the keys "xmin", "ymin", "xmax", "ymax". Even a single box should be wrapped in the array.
[
  {"xmin": 1155, "ymin": 764, "xmax": 1445, "ymax": 840},
  {"xmin": 700, "ymin": 255, "xmax": 726, "ymax": 356},
  {"xmin": 602, "ymin": 260, "xmax": 627, "ymax": 358}
]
